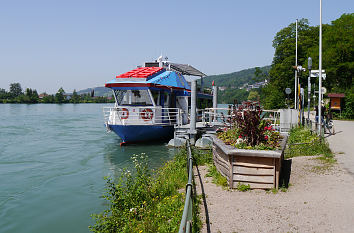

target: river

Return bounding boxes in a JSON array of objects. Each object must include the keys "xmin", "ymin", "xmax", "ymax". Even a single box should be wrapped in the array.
[{"xmin": 0, "ymin": 104, "xmax": 176, "ymax": 233}]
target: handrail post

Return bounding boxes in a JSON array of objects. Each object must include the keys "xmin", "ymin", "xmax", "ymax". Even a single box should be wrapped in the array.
[{"xmin": 179, "ymin": 140, "xmax": 194, "ymax": 233}]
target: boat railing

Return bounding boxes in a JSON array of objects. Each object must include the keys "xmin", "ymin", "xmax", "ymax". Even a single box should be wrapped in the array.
[{"xmin": 103, "ymin": 106, "xmax": 182, "ymax": 126}]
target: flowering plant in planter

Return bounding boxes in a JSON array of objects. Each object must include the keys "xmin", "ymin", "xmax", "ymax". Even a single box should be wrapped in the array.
[{"xmin": 217, "ymin": 102, "xmax": 282, "ymax": 150}]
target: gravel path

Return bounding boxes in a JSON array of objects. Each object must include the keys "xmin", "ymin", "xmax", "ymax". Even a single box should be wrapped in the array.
[
  {"xmin": 326, "ymin": 120, "xmax": 354, "ymax": 177},
  {"xmin": 195, "ymin": 122, "xmax": 354, "ymax": 232}
]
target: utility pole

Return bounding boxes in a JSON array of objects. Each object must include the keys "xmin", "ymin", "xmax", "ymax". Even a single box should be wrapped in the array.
[
  {"xmin": 295, "ymin": 19, "xmax": 298, "ymax": 109},
  {"xmin": 318, "ymin": 0, "xmax": 323, "ymax": 135},
  {"xmin": 190, "ymin": 80, "xmax": 197, "ymax": 144}
]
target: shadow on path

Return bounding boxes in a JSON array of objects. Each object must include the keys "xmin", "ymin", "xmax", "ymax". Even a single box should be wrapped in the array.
[
  {"xmin": 195, "ymin": 165, "xmax": 211, "ymax": 233},
  {"xmin": 280, "ymin": 159, "xmax": 292, "ymax": 188}
]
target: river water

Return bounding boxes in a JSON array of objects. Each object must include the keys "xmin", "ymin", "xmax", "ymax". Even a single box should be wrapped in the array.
[{"xmin": 0, "ymin": 104, "xmax": 176, "ymax": 233}]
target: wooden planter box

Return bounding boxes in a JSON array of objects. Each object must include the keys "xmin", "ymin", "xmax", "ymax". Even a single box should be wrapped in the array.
[{"xmin": 211, "ymin": 134, "xmax": 288, "ymax": 190}]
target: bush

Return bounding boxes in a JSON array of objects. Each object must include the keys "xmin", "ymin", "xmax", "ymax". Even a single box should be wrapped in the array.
[{"xmin": 90, "ymin": 151, "xmax": 190, "ymax": 233}]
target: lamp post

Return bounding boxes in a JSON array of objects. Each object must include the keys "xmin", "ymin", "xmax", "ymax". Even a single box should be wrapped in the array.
[
  {"xmin": 307, "ymin": 57, "xmax": 312, "ymax": 121},
  {"xmin": 318, "ymin": 0, "xmax": 323, "ymax": 135},
  {"xmin": 294, "ymin": 19, "xmax": 298, "ymax": 109}
]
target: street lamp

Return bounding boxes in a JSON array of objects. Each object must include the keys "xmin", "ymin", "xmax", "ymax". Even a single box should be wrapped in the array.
[{"xmin": 307, "ymin": 57, "xmax": 312, "ymax": 121}]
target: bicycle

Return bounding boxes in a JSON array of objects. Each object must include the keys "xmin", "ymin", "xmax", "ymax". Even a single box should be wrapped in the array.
[{"xmin": 323, "ymin": 116, "xmax": 335, "ymax": 135}]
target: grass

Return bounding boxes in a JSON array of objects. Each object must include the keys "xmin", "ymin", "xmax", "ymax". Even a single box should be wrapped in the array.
[
  {"xmin": 236, "ymin": 182, "xmax": 251, "ymax": 192},
  {"xmin": 285, "ymin": 126, "xmax": 334, "ymax": 161},
  {"xmin": 205, "ymin": 163, "xmax": 228, "ymax": 188},
  {"xmin": 196, "ymin": 148, "xmax": 229, "ymax": 188},
  {"xmin": 90, "ymin": 148, "xmax": 202, "ymax": 233},
  {"xmin": 285, "ymin": 126, "xmax": 336, "ymax": 175}
]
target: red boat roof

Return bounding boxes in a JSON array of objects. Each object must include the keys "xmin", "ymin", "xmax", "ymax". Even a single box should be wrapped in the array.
[{"xmin": 116, "ymin": 67, "xmax": 164, "ymax": 79}]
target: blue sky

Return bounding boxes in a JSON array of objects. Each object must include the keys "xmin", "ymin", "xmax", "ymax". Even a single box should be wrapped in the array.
[{"xmin": 0, "ymin": 0, "xmax": 353, "ymax": 94}]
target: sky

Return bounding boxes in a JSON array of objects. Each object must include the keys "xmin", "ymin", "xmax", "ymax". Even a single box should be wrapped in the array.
[{"xmin": 0, "ymin": 0, "xmax": 353, "ymax": 94}]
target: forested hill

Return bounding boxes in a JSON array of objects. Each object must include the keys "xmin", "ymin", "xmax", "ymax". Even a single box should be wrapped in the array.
[
  {"xmin": 202, "ymin": 65, "xmax": 271, "ymax": 88},
  {"xmin": 77, "ymin": 86, "xmax": 112, "ymax": 97}
]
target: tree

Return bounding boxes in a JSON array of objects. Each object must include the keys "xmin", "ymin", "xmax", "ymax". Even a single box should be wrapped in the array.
[
  {"xmin": 9, "ymin": 83, "xmax": 23, "ymax": 98},
  {"xmin": 343, "ymin": 86, "xmax": 354, "ymax": 119},
  {"xmin": 55, "ymin": 87, "xmax": 65, "ymax": 103},
  {"xmin": 71, "ymin": 89, "xmax": 80, "ymax": 103},
  {"xmin": 42, "ymin": 94, "xmax": 55, "ymax": 103},
  {"xmin": 0, "ymin": 88, "xmax": 8, "ymax": 99},
  {"xmin": 252, "ymin": 67, "xmax": 264, "ymax": 82},
  {"xmin": 321, "ymin": 13, "xmax": 353, "ymax": 91},
  {"xmin": 263, "ymin": 14, "xmax": 353, "ymax": 109},
  {"xmin": 248, "ymin": 91, "xmax": 260, "ymax": 101}
]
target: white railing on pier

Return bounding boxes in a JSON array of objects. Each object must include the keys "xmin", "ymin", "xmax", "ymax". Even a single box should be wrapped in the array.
[
  {"xmin": 201, "ymin": 108, "xmax": 233, "ymax": 127},
  {"xmin": 103, "ymin": 106, "xmax": 182, "ymax": 127},
  {"xmin": 201, "ymin": 108, "xmax": 281, "ymax": 131}
]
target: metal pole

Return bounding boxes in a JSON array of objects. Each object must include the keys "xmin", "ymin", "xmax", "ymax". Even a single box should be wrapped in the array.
[
  {"xmin": 307, "ymin": 76, "xmax": 311, "ymax": 120},
  {"xmin": 212, "ymin": 85, "xmax": 218, "ymax": 121},
  {"xmin": 307, "ymin": 57, "xmax": 312, "ymax": 121},
  {"xmin": 190, "ymin": 80, "xmax": 197, "ymax": 143},
  {"xmin": 318, "ymin": 0, "xmax": 322, "ymax": 135},
  {"xmin": 295, "ymin": 19, "xmax": 298, "ymax": 109}
]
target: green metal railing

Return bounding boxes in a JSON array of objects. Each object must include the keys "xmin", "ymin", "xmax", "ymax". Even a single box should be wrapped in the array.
[{"xmin": 178, "ymin": 140, "xmax": 194, "ymax": 233}]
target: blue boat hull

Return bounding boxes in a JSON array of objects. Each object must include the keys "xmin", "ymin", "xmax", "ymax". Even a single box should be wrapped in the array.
[{"xmin": 108, "ymin": 124, "xmax": 174, "ymax": 143}]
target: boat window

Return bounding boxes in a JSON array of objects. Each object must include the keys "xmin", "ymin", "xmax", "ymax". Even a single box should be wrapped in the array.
[
  {"xmin": 151, "ymin": 90, "xmax": 160, "ymax": 106},
  {"xmin": 163, "ymin": 92, "xmax": 170, "ymax": 107},
  {"xmin": 114, "ymin": 90, "xmax": 153, "ymax": 106},
  {"xmin": 197, "ymin": 98, "xmax": 213, "ymax": 109}
]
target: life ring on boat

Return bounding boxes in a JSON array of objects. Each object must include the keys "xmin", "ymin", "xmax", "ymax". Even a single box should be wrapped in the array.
[
  {"xmin": 140, "ymin": 108, "xmax": 154, "ymax": 121},
  {"xmin": 120, "ymin": 108, "xmax": 129, "ymax": 120}
]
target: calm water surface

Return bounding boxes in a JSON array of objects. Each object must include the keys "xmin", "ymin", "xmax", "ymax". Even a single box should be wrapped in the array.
[{"xmin": 0, "ymin": 104, "xmax": 176, "ymax": 233}]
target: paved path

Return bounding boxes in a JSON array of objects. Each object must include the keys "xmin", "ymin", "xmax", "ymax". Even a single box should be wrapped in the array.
[
  {"xmin": 326, "ymin": 120, "xmax": 354, "ymax": 177},
  {"xmin": 194, "ymin": 120, "xmax": 354, "ymax": 232}
]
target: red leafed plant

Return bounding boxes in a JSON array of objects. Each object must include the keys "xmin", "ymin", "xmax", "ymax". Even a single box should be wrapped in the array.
[
  {"xmin": 234, "ymin": 105, "xmax": 265, "ymax": 146},
  {"xmin": 218, "ymin": 101, "xmax": 281, "ymax": 150}
]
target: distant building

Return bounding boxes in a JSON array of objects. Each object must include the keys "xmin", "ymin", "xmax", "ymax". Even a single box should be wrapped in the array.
[
  {"xmin": 38, "ymin": 93, "xmax": 48, "ymax": 99},
  {"xmin": 239, "ymin": 79, "xmax": 268, "ymax": 91},
  {"xmin": 63, "ymin": 93, "xmax": 72, "ymax": 100}
]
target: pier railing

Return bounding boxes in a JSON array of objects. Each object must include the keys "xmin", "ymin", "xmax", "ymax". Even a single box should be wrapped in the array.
[
  {"xmin": 201, "ymin": 108, "xmax": 280, "ymax": 130},
  {"xmin": 178, "ymin": 140, "xmax": 194, "ymax": 233}
]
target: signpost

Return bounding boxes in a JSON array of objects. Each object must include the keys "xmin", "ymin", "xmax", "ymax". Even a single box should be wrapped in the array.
[{"xmin": 285, "ymin": 88, "xmax": 291, "ymax": 108}]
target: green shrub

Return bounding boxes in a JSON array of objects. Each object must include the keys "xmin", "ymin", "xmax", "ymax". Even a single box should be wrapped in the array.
[{"xmin": 90, "ymin": 150, "xmax": 192, "ymax": 233}]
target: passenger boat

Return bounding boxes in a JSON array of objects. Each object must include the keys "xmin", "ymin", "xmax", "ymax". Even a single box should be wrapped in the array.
[{"xmin": 103, "ymin": 58, "xmax": 212, "ymax": 144}]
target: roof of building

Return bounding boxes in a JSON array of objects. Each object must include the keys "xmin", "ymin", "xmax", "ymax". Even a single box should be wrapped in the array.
[{"xmin": 328, "ymin": 93, "xmax": 345, "ymax": 98}]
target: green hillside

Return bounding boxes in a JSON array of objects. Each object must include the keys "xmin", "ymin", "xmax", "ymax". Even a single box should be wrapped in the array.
[
  {"xmin": 77, "ymin": 87, "xmax": 112, "ymax": 97},
  {"xmin": 202, "ymin": 65, "xmax": 271, "ymax": 88},
  {"xmin": 201, "ymin": 66, "xmax": 270, "ymax": 104}
]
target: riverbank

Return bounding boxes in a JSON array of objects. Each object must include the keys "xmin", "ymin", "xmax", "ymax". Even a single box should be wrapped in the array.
[{"xmin": 90, "ymin": 148, "xmax": 207, "ymax": 232}]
